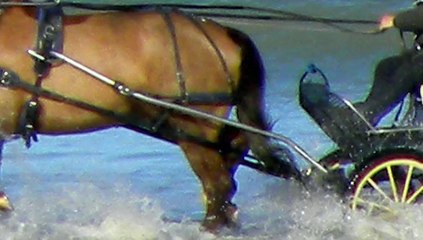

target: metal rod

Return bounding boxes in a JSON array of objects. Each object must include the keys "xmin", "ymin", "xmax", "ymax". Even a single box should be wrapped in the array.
[
  {"xmin": 341, "ymin": 97, "xmax": 376, "ymax": 131},
  {"xmin": 28, "ymin": 49, "xmax": 328, "ymax": 173},
  {"xmin": 0, "ymin": 0, "xmax": 60, "ymax": 7},
  {"xmin": 30, "ymin": 50, "xmax": 117, "ymax": 86}
]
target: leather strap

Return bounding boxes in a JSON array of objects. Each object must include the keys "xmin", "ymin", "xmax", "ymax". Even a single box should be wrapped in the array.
[{"xmin": 18, "ymin": 5, "xmax": 64, "ymax": 148}]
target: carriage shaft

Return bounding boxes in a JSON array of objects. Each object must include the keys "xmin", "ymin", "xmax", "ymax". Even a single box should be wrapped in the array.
[{"xmin": 28, "ymin": 49, "xmax": 328, "ymax": 174}]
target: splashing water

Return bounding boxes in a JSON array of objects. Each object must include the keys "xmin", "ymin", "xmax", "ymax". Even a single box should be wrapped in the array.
[
  {"xmin": 0, "ymin": 154, "xmax": 422, "ymax": 240},
  {"xmin": 0, "ymin": 182, "xmax": 216, "ymax": 240}
]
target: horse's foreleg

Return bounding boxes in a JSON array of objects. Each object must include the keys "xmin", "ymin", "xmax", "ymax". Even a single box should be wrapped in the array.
[
  {"xmin": 179, "ymin": 141, "xmax": 239, "ymax": 231},
  {"xmin": 0, "ymin": 140, "xmax": 3, "ymax": 178},
  {"xmin": 0, "ymin": 140, "xmax": 12, "ymax": 212}
]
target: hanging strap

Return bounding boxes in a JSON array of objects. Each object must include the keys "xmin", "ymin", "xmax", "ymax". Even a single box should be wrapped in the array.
[{"xmin": 18, "ymin": 6, "xmax": 64, "ymax": 148}]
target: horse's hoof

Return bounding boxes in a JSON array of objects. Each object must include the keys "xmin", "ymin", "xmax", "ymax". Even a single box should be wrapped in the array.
[
  {"xmin": 224, "ymin": 202, "xmax": 239, "ymax": 227},
  {"xmin": 0, "ymin": 191, "xmax": 13, "ymax": 212},
  {"xmin": 201, "ymin": 203, "xmax": 240, "ymax": 233},
  {"xmin": 202, "ymin": 215, "xmax": 225, "ymax": 233}
]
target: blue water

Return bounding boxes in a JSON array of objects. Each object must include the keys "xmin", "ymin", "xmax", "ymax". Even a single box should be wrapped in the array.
[{"xmin": 1, "ymin": 1, "xmax": 422, "ymax": 239}]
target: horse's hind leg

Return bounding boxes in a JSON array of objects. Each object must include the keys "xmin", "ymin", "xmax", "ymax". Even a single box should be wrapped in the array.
[{"xmin": 179, "ymin": 140, "xmax": 241, "ymax": 231}]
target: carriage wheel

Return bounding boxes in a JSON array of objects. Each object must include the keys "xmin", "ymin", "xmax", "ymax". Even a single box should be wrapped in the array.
[{"xmin": 350, "ymin": 154, "xmax": 423, "ymax": 216}]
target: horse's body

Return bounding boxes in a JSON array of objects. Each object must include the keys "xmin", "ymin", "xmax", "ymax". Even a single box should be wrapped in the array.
[{"xmin": 0, "ymin": 4, "xmax": 296, "ymax": 231}]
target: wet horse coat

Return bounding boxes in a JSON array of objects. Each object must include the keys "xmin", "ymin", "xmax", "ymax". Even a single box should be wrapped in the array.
[{"xmin": 0, "ymin": 4, "xmax": 297, "ymax": 231}]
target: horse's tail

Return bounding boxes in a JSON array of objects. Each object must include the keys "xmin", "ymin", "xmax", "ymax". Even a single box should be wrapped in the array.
[{"xmin": 228, "ymin": 29, "xmax": 300, "ymax": 179}]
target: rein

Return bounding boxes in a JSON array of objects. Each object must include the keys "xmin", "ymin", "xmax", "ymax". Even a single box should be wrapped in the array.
[
  {"xmin": 78, "ymin": 3, "xmax": 383, "ymax": 35},
  {"xmin": 0, "ymin": 1, "xmax": 381, "ymax": 35},
  {"xmin": 0, "ymin": 1, "xmax": 57, "ymax": 7},
  {"xmin": 165, "ymin": 4, "xmax": 382, "ymax": 35},
  {"xmin": 64, "ymin": 3, "xmax": 382, "ymax": 34}
]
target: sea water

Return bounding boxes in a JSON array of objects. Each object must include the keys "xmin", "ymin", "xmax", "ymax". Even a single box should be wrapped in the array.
[{"xmin": 0, "ymin": 1, "xmax": 421, "ymax": 239}]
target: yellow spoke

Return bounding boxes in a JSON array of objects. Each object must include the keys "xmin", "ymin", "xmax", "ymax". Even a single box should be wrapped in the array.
[
  {"xmin": 367, "ymin": 178, "xmax": 392, "ymax": 201},
  {"xmin": 387, "ymin": 165, "xmax": 399, "ymax": 202},
  {"xmin": 401, "ymin": 166, "xmax": 414, "ymax": 203},
  {"xmin": 406, "ymin": 186, "xmax": 423, "ymax": 204},
  {"xmin": 354, "ymin": 197, "xmax": 394, "ymax": 214},
  {"xmin": 351, "ymin": 158, "xmax": 423, "ymax": 215}
]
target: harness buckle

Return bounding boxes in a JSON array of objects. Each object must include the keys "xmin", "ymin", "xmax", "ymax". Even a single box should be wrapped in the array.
[
  {"xmin": 34, "ymin": 5, "xmax": 64, "ymax": 77},
  {"xmin": 18, "ymin": 99, "xmax": 40, "ymax": 148}
]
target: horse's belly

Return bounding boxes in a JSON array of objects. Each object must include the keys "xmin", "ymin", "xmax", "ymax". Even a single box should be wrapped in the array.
[
  {"xmin": 36, "ymin": 101, "xmax": 118, "ymax": 135},
  {"xmin": 34, "ymin": 88, "xmax": 130, "ymax": 135}
]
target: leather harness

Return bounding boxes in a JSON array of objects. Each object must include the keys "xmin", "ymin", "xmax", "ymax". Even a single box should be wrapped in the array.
[
  {"xmin": 19, "ymin": 5, "xmax": 64, "ymax": 147},
  {"xmin": 0, "ymin": 2, "xmax": 235, "ymax": 148}
]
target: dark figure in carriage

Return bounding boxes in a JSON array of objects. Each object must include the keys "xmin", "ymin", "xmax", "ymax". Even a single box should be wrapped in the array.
[
  {"xmin": 297, "ymin": 2, "xmax": 423, "ymax": 201},
  {"xmin": 301, "ymin": 2, "xmax": 423, "ymax": 149},
  {"xmin": 0, "ymin": 0, "xmax": 302, "ymax": 231}
]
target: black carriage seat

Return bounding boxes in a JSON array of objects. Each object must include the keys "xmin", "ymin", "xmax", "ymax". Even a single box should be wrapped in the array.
[{"xmin": 299, "ymin": 64, "xmax": 375, "ymax": 150}]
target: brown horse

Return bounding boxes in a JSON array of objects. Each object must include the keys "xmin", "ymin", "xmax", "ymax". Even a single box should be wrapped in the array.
[{"xmin": 0, "ymin": 2, "xmax": 298, "ymax": 231}]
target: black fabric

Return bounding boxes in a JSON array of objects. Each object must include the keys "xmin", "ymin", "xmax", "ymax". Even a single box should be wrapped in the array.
[
  {"xmin": 394, "ymin": 5, "xmax": 423, "ymax": 32},
  {"xmin": 394, "ymin": 5, "xmax": 423, "ymax": 46},
  {"xmin": 355, "ymin": 50, "xmax": 423, "ymax": 125}
]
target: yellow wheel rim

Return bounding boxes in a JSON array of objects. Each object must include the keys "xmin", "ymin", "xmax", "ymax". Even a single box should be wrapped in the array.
[{"xmin": 351, "ymin": 158, "xmax": 423, "ymax": 215}]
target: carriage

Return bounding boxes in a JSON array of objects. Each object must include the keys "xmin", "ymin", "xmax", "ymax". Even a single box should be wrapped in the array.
[
  {"xmin": 299, "ymin": 64, "xmax": 423, "ymax": 214},
  {"xmin": 0, "ymin": 0, "xmax": 421, "ymax": 232}
]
